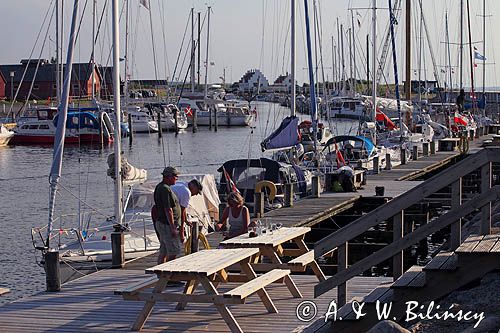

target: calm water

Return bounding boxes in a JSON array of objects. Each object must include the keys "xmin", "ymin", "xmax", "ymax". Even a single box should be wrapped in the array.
[{"xmin": 0, "ymin": 102, "xmax": 355, "ymax": 305}]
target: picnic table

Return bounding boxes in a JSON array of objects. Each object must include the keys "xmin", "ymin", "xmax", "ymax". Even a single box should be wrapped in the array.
[
  {"xmin": 220, "ymin": 226, "xmax": 326, "ymax": 282},
  {"xmin": 116, "ymin": 248, "xmax": 300, "ymax": 333}
]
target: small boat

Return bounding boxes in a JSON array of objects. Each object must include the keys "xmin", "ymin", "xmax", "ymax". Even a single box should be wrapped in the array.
[
  {"xmin": 144, "ymin": 103, "xmax": 188, "ymax": 131},
  {"xmin": 11, "ymin": 107, "xmax": 114, "ymax": 145},
  {"xmin": 179, "ymin": 98, "xmax": 253, "ymax": 126},
  {"xmin": 125, "ymin": 106, "xmax": 158, "ymax": 133},
  {"xmin": 326, "ymin": 96, "xmax": 368, "ymax": 120},
  {"xmin": 0, "ymin": 125, "xmax": 14, "ymax": 146}
]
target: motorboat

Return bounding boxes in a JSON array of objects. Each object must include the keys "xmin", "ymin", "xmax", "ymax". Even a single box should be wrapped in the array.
[
  {"xmin": 0, "ymin": 125, "xmax": 14, "ymax": 146},
  {"xmin": 144, "ymin": 103, "xmax": 188, "ymax": 131},
  {"xmin": 327, "ymin": 96, "xmax": 368, "ymax": 120},
  {"xmin": 178, "ymin": 98, "xmax": 253, "ymax": 126},
  {"xmin": 124, "ymin": 106, "xmax": 158, "ymax": 133}
]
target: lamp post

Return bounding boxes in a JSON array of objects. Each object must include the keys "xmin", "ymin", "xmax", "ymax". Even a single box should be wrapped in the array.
[{"xmin": 9, "ymin": 71, "xmax": 14, "ymax": 101}]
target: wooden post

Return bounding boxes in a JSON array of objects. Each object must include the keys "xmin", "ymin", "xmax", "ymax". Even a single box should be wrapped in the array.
[
  {"xmin": 373, "ymin": 156, "xmax": 379, "ymax": 174},
  {"xmin": 469, "ymin": 129, "xmax": 474, "ymax": 140},
  {"xmin": 337, "ymin": 242, "xmax": 348, "ymax": 306},
  {"xmin": 128, "ymin": 113, "xmax": 133, "ymax": 145},
  {"xmin": 422, "ymin": 142, "xmax": 429, "ymax": 156},
  {"xmin": 430, "ymin": 140, "xmax": 436, "ymax": 154},
  {"xmin": 480, "ymin": 162, "xmax": 492, "ymax": 235},
  {"xmin": 412, "ymin": 145, "xmax": 418, "ymax": 161},
  {"xmin": 450, "ymin": 178, "xmax": 462, "ymax": 250},
  {"xmin": 385, "ymin": 153, "xmax": 392, "ymax": 170},
  {"xmin": 284, "ymin": 183, "xmax": 294, "ymax": 207},
  {"xmin": 254, "ymin": 192, "xmax": 264, "ymax": 218},
  {"xmin": 192, "ymin": 108, "xmax": 198, "ymax": 133},
  {"xmin": 392, "ymin": 211, "xmax": 404, "ymax": 280},
  {"xmin": 401, "ymin": 146, "xmax": 407, "ymax": 165},
  {"xmin": 44, "ymin": 250, "xmax": 61, "ymax": 292},
  {"xmin": 208, "ymin": 106, "xmax": 212, "ymax": 130},
  {"xmin": 190, "ymin": 221, "xmax": 199, "ymax": 253},
  {"xmin": 173, "ymin": 107, "xmax": 179, "ymax": 136},
  {"xmin": 214, "ymin": 105, "xmax": 218, "ymax": 132},
  {"xmin": 157, "ymin": 110, "xmax": 162, "ymax": 139},
  {"xmin": 111, "ymin": 231, "xmax": 125, "ymax": 268},
  {"xmin": 312, "ymin": 176, "xmax": 320, "ymax": 198}
]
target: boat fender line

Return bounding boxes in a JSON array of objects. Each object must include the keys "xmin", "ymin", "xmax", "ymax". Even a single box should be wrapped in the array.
[
  {"xmin": 184, "ymin": 233, "xmax": 210, "ymax": 254},
  {"xmin": 255, "ymin": 180, "xmax": 277, "ymax": 202}
]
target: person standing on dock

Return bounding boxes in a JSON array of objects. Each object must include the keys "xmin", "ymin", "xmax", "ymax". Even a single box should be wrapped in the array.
[
  {"xmin": 171, "ymin": 178, "xmax": 204, "ymax": 242},
  {"xmin": 217, "ymin": 192, "xmax": 250, "ymax": 239},
  {"xmin": 153, "ymin": 167, "xmax": 182, "ymax": 264}
]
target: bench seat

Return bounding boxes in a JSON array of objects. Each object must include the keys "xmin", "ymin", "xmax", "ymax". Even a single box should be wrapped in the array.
[
  {"xmin": 223, "ymin": 269, "xmax": 290, "ymax": 301},
  {"xmin": 114, "ymin": 276, "xmax": 158, "ymax": 296}
]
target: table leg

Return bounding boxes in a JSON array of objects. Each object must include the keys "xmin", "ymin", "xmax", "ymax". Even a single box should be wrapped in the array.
[
  {"xmin": 261, "ymin": 247, "xmax": 302, "ymax": 298},
  {"xmin": 199, "ymin": 276, "xmax": 243, "ymax": 333},
  {"xmin": 131, "ymin": 276, "xmax": 169, "ymax": 331},
  {"xmin": 239, "ymin": 260, "xmax": 278, "ymax": 313},
  {"xmin": 293, "ymin": 237, "xmax": 326, "ymax": 282},
  {"xmin": 175, "ymin": 279, "xmax": 198, "ymax": 310}
]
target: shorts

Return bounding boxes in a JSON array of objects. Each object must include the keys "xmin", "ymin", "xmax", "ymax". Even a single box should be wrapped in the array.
[{"xmin": 155, "ymin": 221, "xmax": 182, "ymax": 257}]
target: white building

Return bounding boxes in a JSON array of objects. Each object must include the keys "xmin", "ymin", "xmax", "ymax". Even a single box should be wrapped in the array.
[
  {"xmin": 238, "ymin": 69, "xmax": 269, "ymax": 93},
  {"xmin": 271, "ymin": 73, "xmax": 293, "ymax": 93}
]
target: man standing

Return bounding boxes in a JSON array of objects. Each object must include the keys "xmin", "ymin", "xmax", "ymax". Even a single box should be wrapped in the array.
[
  {"xmin": 171, "ymin": 179, "xmax": 204, "ymax": 241},
  {"xmin": 153, "ymin": 166, "xmax": 182, "ymax": 264}
]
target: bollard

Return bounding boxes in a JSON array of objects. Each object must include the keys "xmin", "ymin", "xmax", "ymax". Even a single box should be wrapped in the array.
[
  {"xmin": 469, "ymin": 129, "xmax": 474, "ymax": 141},
  {"xmin": 475, "ymin": 127, "xmax": 481, "ymax": 138},
  {"xmin": 254, "ymin": 192, "xmax": 264, "ymax": 218},
  {"xmin": 401, "ymin": 146, "xmax": 407, "ymax": 165},
  {"xmin": 192, "ymin": 108, "xmax": 198, "ymax": 133},
  {"xmin": 373, "ymin": 156, "xmax": 379, "ymax": 174},
  {"xmin": 312, "ymin": 176, "xmax": 320, "ymax": 198},
  {"xmin": 174, "ymin": 107, "xmax": 179, "ymax": 136},
  {"xmin": 44, "ymin": 250, "xmax": 61, "ymax": 292},
  {"xmin": 385, "ymin": 153, "xmax": 392, "ymax": 170},
  {"xmin": 111, "ymin": 231, "xmax": 125, "ymax": 268},
  {"xmin": 157, "ymin": 111, "xmax": 162, "ymax": 139},
  {"xmin": 422, "ymin": 142, "xmax": 429, "ymax": 156},
  {"xmin": 430, "ymin": 140, "xmax": 436, "ymax": 154},
  {"xmin": 412, "ymin": 146, "xmax": 418, "ymax": 161},
  {"xmin": 284, "ymin": 183, "xmax": 294, "ymax": 207},
  {"xmin": 128, "ymin": 113, "xmax": 133, "ymax": 145},
  {"xmin": 190, "ymin": 221, "xmax": 199, "ymax": 253}
]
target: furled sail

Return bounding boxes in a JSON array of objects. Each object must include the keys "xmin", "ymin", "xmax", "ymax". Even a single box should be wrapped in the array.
[
  {"xmin": 260, "ymin": 116, "xmax": 300, "ymax": 151},
  {"xmin": 107, "ymin": 153, "xmax": 147, "ymax": 184}
]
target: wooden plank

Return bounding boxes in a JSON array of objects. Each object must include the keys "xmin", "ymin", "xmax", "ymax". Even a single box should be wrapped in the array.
[
  {"xmin": 392, "ymin": 211, "xmax": 404, "ymax": 280},
  {"xmin": 220, "ymin": 227, "xmax": 310, "ymax": 248},
  {"xmin": 224, "ymin": 269, "xmax": 290, "ymax": 300},
  {"xmin": 114, "ymin": 276, "xmax": 158, "ymax": 295},
  {"xmin": 472, "ymin": 234, "xmax": 500, "ymax": 253},
  {"xmin": 450, "ymin": 178, "xmax": 463, "ymax": 250},
  {"xmin": 455, "ymin": 235, "xmax": 484, "ymax": 253},
  {"xmin": 480, "ymin": 162, "xmax": 492, "ymax": 235},
  {"xmin": 391, "ymin": 266, "xmax": 425, "ymax": 288},
  {"xmin": 337, "ymin": 243, "xmax": 348, "ymax": 306},
  {"xmin": 423, "ymin": 251, "xmax": 454, "ymax": 271},
  {"xmin": 315, "ymin": 149, "xmax": 490, "ymax": 258},
  {"xmin": 491, "ymin": 238, "xmax": 500, "ymax": 253}
]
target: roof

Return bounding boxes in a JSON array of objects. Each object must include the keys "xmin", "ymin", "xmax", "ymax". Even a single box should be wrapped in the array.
[
  {"xmin": 274, "ymin": 74, "xmax": 288, "ymax": 84},
  {"xmin": 239, "ymin": 70, "xmax": 255, "ymax": 83},
  {"xmin": 0, "ymin": 61, "xmax": 103, "ymax": 83},
  {"xmin": 324, "ymin": 135, "xmax": 376, "ymax": 156}
]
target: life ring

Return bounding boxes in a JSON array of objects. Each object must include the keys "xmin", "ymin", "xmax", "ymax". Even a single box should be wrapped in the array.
[
  {"xmin": 255, "ymin": 180, "xmax": 277, "ymax": 202},
  {"xmin": 184, "ymin": 232, "xmax": 210, "ymax": 255}
]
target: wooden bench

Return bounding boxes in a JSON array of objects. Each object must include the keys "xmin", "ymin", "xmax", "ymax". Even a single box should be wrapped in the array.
[
  {"xmin": 114, "ymin": 276, "xmax": 159, "ymax": 298},
  {"xmin": 288, "ymin": 251, "xmax": 327, "ymax": 282}
]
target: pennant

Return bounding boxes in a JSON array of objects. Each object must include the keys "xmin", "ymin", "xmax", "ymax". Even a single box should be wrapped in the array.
[{"xmin": 474, "ymin": 51, "xmax": 486, "ymax": 61}]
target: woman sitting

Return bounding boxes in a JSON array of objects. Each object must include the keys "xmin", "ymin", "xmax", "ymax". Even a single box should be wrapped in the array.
[{"xmin": 217, "ymin": 192, "xmax": 250, "ymax": 239}]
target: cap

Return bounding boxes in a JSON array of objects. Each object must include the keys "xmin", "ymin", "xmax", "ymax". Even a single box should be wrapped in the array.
[
  {"xmin": 162, "ymin": 166, "xmax": 179, "ymax": 177},
  {"xmin": 189, "ymin": 179, "xmax": 203, "ymax": 194}
]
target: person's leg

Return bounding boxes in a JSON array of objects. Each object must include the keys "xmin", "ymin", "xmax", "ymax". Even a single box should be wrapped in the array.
[{"xmin": 156, "ymin": 221, "xmax": 168, "ymax": 264}]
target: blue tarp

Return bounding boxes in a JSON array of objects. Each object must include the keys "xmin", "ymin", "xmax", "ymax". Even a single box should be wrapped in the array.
[
  {"xmin": 53, "ymin": 112, "xmax": 100, "ymax": 129},
  {"xmin": 260, "ymin": 116, "xmax": 300, "ymax": 151}
]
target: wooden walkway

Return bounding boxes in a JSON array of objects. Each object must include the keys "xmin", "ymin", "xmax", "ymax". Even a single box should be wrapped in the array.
[{"xmin": 0, "ymin": 269, "xmax": 391, "ymax": 332}]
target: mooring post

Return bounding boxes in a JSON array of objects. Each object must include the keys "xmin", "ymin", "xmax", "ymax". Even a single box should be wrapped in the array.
[
  {"xmin": 450, "ymin": 178, "xmax": 463, "ymax": 250},
  {"xmin": 128, "ymin": 113, "xmax": 133, "ymax": 145},
  {"xmin": 157, "ymin": 110, "xmax": 162, "ymax": 139},
  {"xmin": 469, "ymin": 129, "xmax": 474, "ymax": 141},
  {"xmin": 385, "ymin": 153, "xmax": 392, "ymax": 170},
  {"xmin": 190, "ymin": 220, "xmax": 199, "ymax": 253},
  {"xmin": 480, "ymin": 162, "xmax": 492, "ymax": 235},
  {"xmin": 430, "ymin": 140, "xmax": 436, "ymax": 154},
  {"xmin": 44, "ymin": 250, "xmax": 61, "ymax": 292},
  {"xmin": 401, "ymin": 146, "xmax": 407, "ymax": 165},
  {"xmin": 373, "ymin": 156, "xmax": 379, "ymax": 174},
  {"xmin": 111, "ymin": 231, "xmax": 125, "ymax": 268},
  {"xmin": 412, "ymin": 145, "xmax": 418, "ymax": 161},
  {"xmin": 284, "ymin": 183, "xmax": 294, "ymax": 207},
  {"xmin": 192, "ymin": 108, "xmax": 198, "ymax": 133},
  {"xmin": 174, "ymin": 107, "xmax": 179, "ymax": 136},
  {"xmin": 254, "ymin": 192, "xmax": 264, "ymax": 218},
  {"xmin": 422, "ymin": 142, "xmax": 429, "ymax": 156},
  {"xmin": 392, "ymin": 211, "xmax": 404, "ymax": 280},
  {"xmin": 337, "ymin": 242, "xmax": 348, "ymax": 306},
  {"xmin": 312, "ymin": 176, "xmax": 320, "ymax": 198}
]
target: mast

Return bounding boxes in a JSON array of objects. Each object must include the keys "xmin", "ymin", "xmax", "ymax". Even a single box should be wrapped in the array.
[
  {"xmin": 366, "ymin": 34, "xmax": 370, "ymax": 95},
  {"xmin": 331, "ymin": 36, "xmax": 336, "ymax": 93},
  {"xmin": 204, "ymin": 7, "xmax": 211, "ymax": 128},
  {"xmin": 460, "ymin": 0, "xmax": 463, "ymax": 89},
  {"xmin": 445, "ymin": 11, "xmax": 453, "ymax": 100},
  {"xmin": 389, "ymin": 0, "xmax": 402, "ymax": 139},
  {"xmin": 197, "ymin": 11, "xmax": 201, "ymax": 86},
  {"xmin": 348, "ymin": 27, "xmax": 353, "ymax": 95},
  {"xmin": 372, "ymin": 0, "xmax": 377, "ymax": 143},
  {"xmin": 91, "ymin": 0, "xmax": 96, "ymax": 100},
  {"xmin": 55, "ymin": 0, "xmax": 60, "ymax": 103},
  {"xmin": 340, "ymin": 24, "xmax": 345, "ymax": 95},
  {"xmin": 190, "ymin": 8, "xmax": 195, "ymax": 93},
  {"xmin": 466, "ymin": 0, "xmax": 475, "ymax": 110},
  {"xmin": 112, "ymin": 0, "xmax": 123, "ymax": 225},
  {"xmin": 304, "ymin": 0, "xmax": 318, "ymax": 154},
  {"xmin": 405, "ymin": 0, "xmax": 411, "ymax": 100},
  {"xmin": 124, "ymin": 0, "xmax": 130, "ymax": 111},
  {"xmin": 351, "ymin": 10, "xmax": 357, "ymax": 94},
  {"xmin": 482, "ymin": 0, "xmax": 486, "ymax": 96},
  {"xmin": 291, "ymin": 0, "xmax": 296, "ymax": 117},
  {"xmin": 47, "ymin": 0, "xmax": 80, "ymax": 248}
]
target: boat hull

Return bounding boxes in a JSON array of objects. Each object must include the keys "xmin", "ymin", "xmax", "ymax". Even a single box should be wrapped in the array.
[{"xmin": 187, "ymin": 113, "xmax": 253, "ymax": 126}]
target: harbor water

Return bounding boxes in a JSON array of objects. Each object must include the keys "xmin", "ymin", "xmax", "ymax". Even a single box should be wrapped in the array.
[{"xmin": 0, "ymin": 102, "xmax": 356, "ymax": 305}]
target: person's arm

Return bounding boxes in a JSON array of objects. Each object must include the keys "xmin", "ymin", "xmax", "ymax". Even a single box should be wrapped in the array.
[
  {"xmin": 217, "ymin": 207, "xmax": 229, "ymax": 231},
  {"xmin": 179, "ymin": 206, "xmax": 187, "ymax": 242},
  {"xmin": 241, "ymin": 206, "xmax": 250, "ymax": 235}
]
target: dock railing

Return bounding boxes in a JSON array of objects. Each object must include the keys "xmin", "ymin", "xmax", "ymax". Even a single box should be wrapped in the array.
[{"xmin": 314, "ymin": 147, "xmax": 500, "ymax": 304}]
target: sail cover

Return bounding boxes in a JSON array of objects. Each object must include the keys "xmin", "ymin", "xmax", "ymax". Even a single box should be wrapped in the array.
[{"xmin": 260, "ymin": 116, "xmax": 300, "ymax": 151}]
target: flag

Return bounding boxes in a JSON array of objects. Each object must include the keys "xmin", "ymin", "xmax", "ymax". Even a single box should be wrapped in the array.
[
  {"xmin": 334, "ymin": 142, "xmax": 346, "ymax": 168},
  {"xmin": 222, "ymin": 166, "xmax": 240, "ymax": 194},
  {"xmin": 140, "ymin": 0, "xmax": 149, "ymax": 9},
  {"xmin": 183, "ymin": 106, "xmax": 193, "ymax": 117},
  {"xmin": 454, "ymin": 112, "xmax": 468, "ymax": 126},
  {"xmin": 474, "ymin": 51, "xmax": 486, "ymax": 61}
]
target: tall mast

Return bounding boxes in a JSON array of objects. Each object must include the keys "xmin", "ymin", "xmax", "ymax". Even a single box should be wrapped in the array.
[
  {"xmin": 405, "ymin": 0, "xmax": 411, "ymax": 100},
  {"xmin": 348, "ymin": 27, "xmax": 353, "ymax": 94},
  {"xmin": 55, "ymin": 0, "xmax": 60, "ymax": 103},
  {"xmin": 389, "ymin": 0, "xmax": 402, "ymax": 139},
  {"xmin": 197, "ymin": 12, "xmax": 201, "ymax": 86},
  {"xmin": 291, "ymin": 0, "xmax": 296, "ymax": 117},
  {"xmin": 91, "ymin": 0, "xmax": 96, "ymax": 100},
  {"xmin": 482, "ymin": 0, "xmax": 486, "ymax": 95},
  {"xmin": 466, "ymin": 0, "xmax": 475, "ymax": 110},
  {"xmin": 351, "ymin": 10, "xmax": 357, "ymax": 94},
  {"xmin": 340, "ymin": 24, "xmax": 345, "ymax": 95},
  {"xmin": 190, "ymin": 8, "xmax": 195, "ymax": 93},
  {"xmin": 204, "ymin": 7, "xmax": 211, "ymax": 103},
  {"xmin": 47, "ymin": 0, "xmax": 80, "ymax": 247},
  {"xmin": 460, "ymin": 0, "xmax": 464, "ymax": 89},
  {"xmin": 372, "ymin": 0, "xmax": 377, "ymax": 141},
  {"xmin": 112, "ymin": 0, "xmax": 123, "ymax": 225},
  {"xmin": 331, "ymin": 36, "xmax": 335, "ymax": 93},
  {"xmin": 445, "ymin": 11, "xmax": 453, "ymax": 99},
  {"xmin": 124, "ymin": 0, "xmax": 130, "ymax": 110},
  {"xmin": 304, "ymin": 0, "xmax": 318, "ymax": 154}
]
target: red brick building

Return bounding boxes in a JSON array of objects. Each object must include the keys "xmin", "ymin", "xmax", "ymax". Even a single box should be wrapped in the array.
[
  {"xmin": 0, "ymin": 59, "xmax": 107, "ymax": 101},
  {"xmin": 0, "ymin": 71, "xmax": 5, "ymax": 100}
]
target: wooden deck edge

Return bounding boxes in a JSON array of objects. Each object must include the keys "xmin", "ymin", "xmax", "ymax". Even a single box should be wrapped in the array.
[{"xmin": 297, "ymin": 196, "xmax": 361, "ymax": 227}]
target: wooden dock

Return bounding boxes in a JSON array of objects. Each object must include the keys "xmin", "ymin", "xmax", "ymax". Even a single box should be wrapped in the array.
[{"xmin": 0, "ymin": 269, "xmax": 390, "ymax": 332}]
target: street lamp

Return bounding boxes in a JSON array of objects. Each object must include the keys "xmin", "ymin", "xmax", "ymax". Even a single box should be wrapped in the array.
[{"xmin": 9, "ymin": 71, "xmax": 14, "ymax": 101}]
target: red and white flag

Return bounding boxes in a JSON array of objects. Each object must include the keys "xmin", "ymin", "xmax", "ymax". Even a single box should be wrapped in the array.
[
  {"xmin": 222, "ymin": 166, "xmax": 240, "ymax": 194},
  {"xmin": 184, "ymin": 106, "xmax": 193, "ymax": 117}
]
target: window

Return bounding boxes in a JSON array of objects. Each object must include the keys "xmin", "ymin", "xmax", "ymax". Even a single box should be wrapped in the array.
[
  {"xmin": 33, "ymin": 84, "xmax": 39, "ymax": 90},
  {"xmin": 21, "ymin": 125, "xmax": 29, "ymax": 129},
  {"xmin": 28, "ymin": 125, "xmax": 39, "ymax": 129},
  {"xmin": 39, "ymin": 124, "xmax": 49, "ymax": 129},
  {"xmin": 72, "ymin": 84, "xmax": 80, "ymax": 91},
  {"xmin": 53, "ymin": 84, "xmax": 57, "ymax": 89},
  {"xmin": 71, "ymin": 117, "xmax": 79, "ymax": 125}
]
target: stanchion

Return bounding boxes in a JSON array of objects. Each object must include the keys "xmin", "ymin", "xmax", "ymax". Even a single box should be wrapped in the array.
[
  {"xmin": 190, "ymin": 221, "xmax": 199, "ymax": 253},
  {"xmin": 254, "ymin": 192, "xmax": 264, "ymax": 218},
  {"xmin": 412, "ymin": 146, "xmax": 418, "ymax": 161},
  {"xmin": 401, "ymin": 146, "xmax": 407, "ymax": 165},
  {"xmin": 312, "ymin": 176, "xmax": 320, "ymax": 198}
]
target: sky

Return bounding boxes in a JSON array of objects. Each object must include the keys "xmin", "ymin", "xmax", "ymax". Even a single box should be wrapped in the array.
[{"xmin": 1, "ymin": 0, "xmax": 499, "ymax": 89}]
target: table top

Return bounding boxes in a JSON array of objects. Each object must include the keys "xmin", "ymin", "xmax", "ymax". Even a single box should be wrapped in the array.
[
  {"xmin": 146, "ymin": 248, "xmax": 259, "ymax": 276},
  {"xmin": 220, "ymin": 227, "xmax": 310, "ymax": 248}
]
